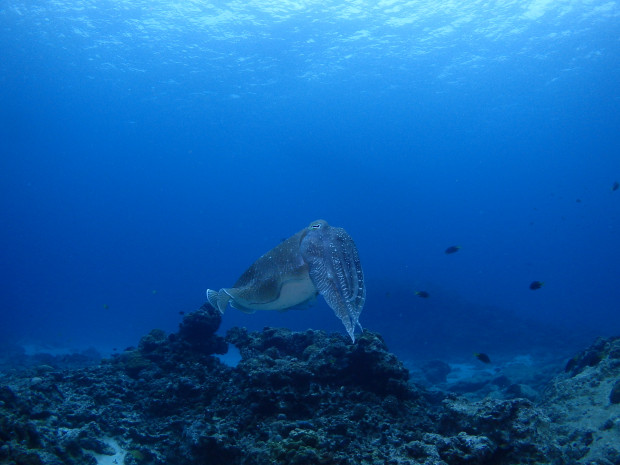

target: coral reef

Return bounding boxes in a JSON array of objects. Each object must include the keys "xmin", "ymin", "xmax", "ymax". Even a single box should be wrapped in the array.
[
  {"xmin": 541, "ymin": 336, "xmax": 620, "ymax": 464},
  {"xmin": 0, "ymin": 304, "xmax": 619, "ymax": 464}
]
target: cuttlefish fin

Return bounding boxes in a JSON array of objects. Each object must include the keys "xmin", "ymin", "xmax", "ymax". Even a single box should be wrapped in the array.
[{"xmin": 206, "ymin": 289, "xmax": 231, "ymax": 314}]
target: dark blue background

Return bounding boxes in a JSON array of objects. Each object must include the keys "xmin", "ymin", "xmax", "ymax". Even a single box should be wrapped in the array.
[{"xmin": 1, "ymin": 0, "xmax": 619, "ymax": 361}]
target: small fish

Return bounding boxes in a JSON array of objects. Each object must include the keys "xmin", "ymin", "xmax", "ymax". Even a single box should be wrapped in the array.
[
  {"xmin": 178, "ymin": 311, "xmax": 185, "ymax": 316},
  {"xmin": 445, "ymin": 245, "xmax": 461, "ymax": 254},
  {"xmin": 612, "ymin": 181, "xmax": 619, "ymax": 192},
  {"xmin": 529, "ymin": 281, "xmax": 544, "ymax": 290},
  {"xmin": 415, "ymin": 291, "xmax": 430, "ymax": 298},
  {"xmin": 474, "ymin": 352, "xmax": 491, "ymax": 364},
  {"xmin": 576, "ymin": 198, "xmax": 581, "ymax": 203},
  {"xmin": 103, "ymin": 304, "xmax": 109, "ymax": 310},
  {"xmin": 152, "ymin": 290, "xmax": 157, "ymax": 295}
]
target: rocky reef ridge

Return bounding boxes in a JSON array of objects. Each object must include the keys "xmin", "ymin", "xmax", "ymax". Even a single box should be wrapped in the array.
[{"xmin": 0, "ymin": 304, "xmax": 619, "ymax": 465}]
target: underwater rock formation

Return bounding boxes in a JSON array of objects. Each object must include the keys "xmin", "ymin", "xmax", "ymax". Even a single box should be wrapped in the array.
[
  {"xmin": 0, "ymin": 304, "xmax": 618, "ymax": 464},
  {"xmin": 542, "ymin": 336, "xmax": 620, "ymax": 464},
  {"xmin": 420, "ymin": 360, "xmax": 451, "ymax": 384}
]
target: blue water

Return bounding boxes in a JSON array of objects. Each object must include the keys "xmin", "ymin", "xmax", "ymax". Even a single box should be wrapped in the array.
[{"xmin": 1, "ymin": 0, "xmax": 619, "ymax": 361}]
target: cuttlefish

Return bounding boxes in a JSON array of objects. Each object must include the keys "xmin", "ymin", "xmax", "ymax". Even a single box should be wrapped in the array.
[{"xmin": 206, "ymin": 219, "xmax": 365, "ymax": 342}]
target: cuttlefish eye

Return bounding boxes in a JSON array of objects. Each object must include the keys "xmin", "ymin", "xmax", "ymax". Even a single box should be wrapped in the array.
[{"xmin": 308, "ymin": 219, "xmax": 328, "ymax": 230}]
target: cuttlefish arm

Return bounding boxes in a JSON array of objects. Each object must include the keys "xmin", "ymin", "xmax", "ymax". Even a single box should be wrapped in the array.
[{"xmin": 300, "ymin": 220, "xmax": 365, "ymax": 342}]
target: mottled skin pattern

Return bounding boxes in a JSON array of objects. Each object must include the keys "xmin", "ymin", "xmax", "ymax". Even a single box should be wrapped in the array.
[
  {"xmin": 299, "ymin": 220, "xmax": 365, "ymax": 342},
  {"xmin": 207, "ymin": 219, "xmax": 365, "ymax": 342}
]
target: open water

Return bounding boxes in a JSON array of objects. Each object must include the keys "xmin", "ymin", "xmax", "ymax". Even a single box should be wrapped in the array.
[{"xmin": 1, "ymin": 0, "xmax": 619, "ymax": 362}]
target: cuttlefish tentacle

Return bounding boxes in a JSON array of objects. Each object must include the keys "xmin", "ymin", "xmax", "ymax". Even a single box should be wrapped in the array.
[{"xmin": 300, "ymin": 220, "xmax": 365, "ymax": 342}]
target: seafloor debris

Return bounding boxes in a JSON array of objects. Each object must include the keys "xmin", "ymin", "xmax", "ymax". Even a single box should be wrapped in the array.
[{"xmin": 0, "ymin": 305, "xmax": 619, "ymax": 464}]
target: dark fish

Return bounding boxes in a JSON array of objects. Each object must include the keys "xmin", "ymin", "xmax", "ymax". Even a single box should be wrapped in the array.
[
  {"xmin": 179, "ymin": 311, "xmax": 185, "ymax": 316},
  {"xmin": 445, "ymin": 245, "xmax": 461, "ymax": 254},
  {"xmin": 474, "ymin": 352, "xmax": 491, "ymax": 364},
  {"xmin": 415, "ymin": 291, "xmax": 430, "ymax": 298},
  {"xmin": 576, "ymin": 198, "xmax": 581, "ymax": 203},
  {"xmin": 529, "ymin": 281, "xmax": 544, "ymax": 290},
  {"xmin": 612, "ymin": 181, "xmax": 619, "ymax": 192}
]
